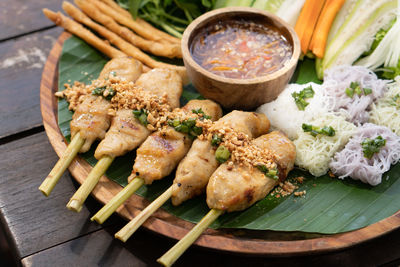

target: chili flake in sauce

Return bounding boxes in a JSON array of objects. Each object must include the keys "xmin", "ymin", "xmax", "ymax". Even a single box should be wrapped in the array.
[{"xmin": 190, "ymin": 19, "xmax": 292, "ymax": 79}]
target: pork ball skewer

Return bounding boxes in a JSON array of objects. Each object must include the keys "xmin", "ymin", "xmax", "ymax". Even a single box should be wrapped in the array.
[
  {"xmin": 158, "ymin": 131, "xmax": 296, "ymax": 266},
  {"xmin": 66, "ymin": 68, "xmax": 183, "ymax": 212},
  {"xmin": 113, "ymin": 111, "xmax": 270, "ymax": 241},
  {"xmin": 91, "ymin": 100, "xmax": 222, "ymax": 224},
  {"xmin": 39, "ymin": 57, "xmax": 143, "ymax": 196}
]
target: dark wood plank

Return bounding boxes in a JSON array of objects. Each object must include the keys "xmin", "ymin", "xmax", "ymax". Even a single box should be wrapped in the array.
[
  {"xmin": 0, "ymin": 132, "xmax": 106, "ymax": 258},
  {"xmin": 20, "ymin": 218, "xmax": 400, "ymax": 267},
  {"xmin": 0, "ymin": 27, "xmax": 62, "ymax": 139},
  {"xmin": 0, "ymin": 0, "xmax": 65, "ymax": 41}
]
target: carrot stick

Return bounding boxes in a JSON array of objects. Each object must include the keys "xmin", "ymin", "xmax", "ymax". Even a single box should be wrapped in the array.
[
  {"xmin": 309, "ymin": 0, "xmax": 346, "ymax": 58},
  {"xmin": 295, "ymin": 0, "xmax": 326, "ymax": 54}
]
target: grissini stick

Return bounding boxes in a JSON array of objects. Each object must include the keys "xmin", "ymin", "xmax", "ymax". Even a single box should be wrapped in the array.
[
  {"xmin": 39, "ymin": 57, "xmax": 143, "ymax": 196},
  {"xmin": 158, "ymin": 131, "xmax": 296, "ymax": 266},
  {"xmin": 75, "ymin": 0, "xmax": 181, "ymax": 58},
  {"xmin": 61, "ymin": 2, "xmax": 187, "ymax": 83},
  {"xmin": 43, "ymin": 8, "xmax": 125, "ymax": 59},
  {"xmin": 99, "ymin": 0, "xmax": 181, "ymax": 44}
]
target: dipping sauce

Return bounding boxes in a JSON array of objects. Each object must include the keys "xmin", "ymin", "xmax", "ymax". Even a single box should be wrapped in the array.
[{"xmin": 190, "ymin": 19, "xmax": 293, "ymax": 79}]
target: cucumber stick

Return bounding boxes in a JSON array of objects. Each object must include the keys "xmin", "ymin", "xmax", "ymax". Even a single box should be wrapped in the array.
[{"xmin": 318, "ymin": 0, "xmax": 397, "ymax": 78}]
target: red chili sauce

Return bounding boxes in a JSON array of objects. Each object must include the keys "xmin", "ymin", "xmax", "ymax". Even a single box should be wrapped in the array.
[{"xmin": 190, "ymin": 19, "xmax": 293, "ymax": 79}]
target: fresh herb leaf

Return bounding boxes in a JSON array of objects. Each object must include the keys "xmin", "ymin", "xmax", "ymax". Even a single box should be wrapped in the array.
[
  {"xmin": 291, "ymin": 85, "xmax": 315, "ymax": 110},
  {"xmin": 302, "ymin": 123, "xmax": 335, "ymax": 137},
  {"xmin": 118, "ymin": 0, "xmax": 214, "ymax": 38},
  {"xmin": 361, "ymin": 136, "xmax": 386, "ymax": 159}
]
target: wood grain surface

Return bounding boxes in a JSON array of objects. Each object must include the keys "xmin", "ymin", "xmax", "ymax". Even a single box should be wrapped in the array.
[
  {"xmin": 0, "ymin": 0, "xmax": 66, "ymax": 41},
  {"xmin": 0, "ymin": 132, "xmax": 107, "ymax": 258},
  {"xmin": 40, "ymin": 32, "xmax": 400, "ymax": 256},
  {"xmin": 0, "ymin": 27, "xmax": 63, "ymax": 139}
]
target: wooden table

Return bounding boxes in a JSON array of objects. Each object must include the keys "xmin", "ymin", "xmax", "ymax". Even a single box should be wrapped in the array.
[{"xmin": 2, "ymin": 1, "xmax": 400, "ymax": 266}]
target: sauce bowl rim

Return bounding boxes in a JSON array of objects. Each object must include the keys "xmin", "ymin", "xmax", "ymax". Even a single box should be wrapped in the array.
[{"xmin": 181, "ymin": 7, "xmax": 301, "ymax": 85}]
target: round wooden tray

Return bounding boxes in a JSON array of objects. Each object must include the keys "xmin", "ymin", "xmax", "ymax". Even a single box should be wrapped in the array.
[{"xmin": 40, "ymin": 32, "xmax": 400, "ymax": 256}]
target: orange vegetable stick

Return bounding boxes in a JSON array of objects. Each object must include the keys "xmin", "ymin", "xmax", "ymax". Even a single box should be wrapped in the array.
[
  {"xmin": 295, "ymin": 0, "xmax": 326, "ymax": 54},
  {"xmin": 309, "ymin": 0, "xmax": 346, "ymax": 58}
]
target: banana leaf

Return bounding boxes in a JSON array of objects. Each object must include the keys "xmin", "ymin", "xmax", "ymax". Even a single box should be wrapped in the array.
[{"xmin": 57, "ymin": 36, "xmax": 400, "ymax": 234}]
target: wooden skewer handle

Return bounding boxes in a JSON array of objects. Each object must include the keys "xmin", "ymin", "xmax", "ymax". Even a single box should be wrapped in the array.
[
  {"xmin": 39, "ymin": 132, "xmax": 85, "ymax": 197},
  {"xmin": 157, "ymin": 209, "xmax": 223, "ymax": 267},
  {"xmin": 115, "ymin": 185, "xmax": 173, "ymax": 242},
  {"xmin": 91, "ymin": 177, "xmax": 144, "ymax": 224},
  {"xmin": 66, "ymin": 155, "xmax": 114, "ymax": 212}
]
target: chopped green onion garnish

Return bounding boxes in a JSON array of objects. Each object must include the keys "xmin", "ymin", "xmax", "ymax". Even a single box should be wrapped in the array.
[
  {"xmin": 211, "ymin": 134, "xmax": 222, "ymax": 147},
  {"xmin": 391, "ymin": 94, "xmax": 400, "ymax": 108},
  {"xmin": 363, "ymin": 88, "xmax": 372, "ymax": 95},
  {"xmin": 345, "ymin": 87, "xmax": 354, "ymax": 98},
  {"xmin": 132, "ymin": 109, "xmax": 148, "ymax": 126},
  {"xmin": 257, "ymin": 164, "xmax": 279, "ymax": 180},
  {"xmin": 302, "ymin": 123, "xmax": 335, "ymax": 137},
  {"xmin": 291, "ymin": 85, "xmax": 315, "ymax": 111},
  {"xmin": 92, "ymin": 86, "xmax": 106, "ymax": 96},
  {"xmin": 92, "ymin": 86, "xmax": 115, "ymax": 100},
  {"xmin": 215, "ymin": 145, "xmax": 230, "ymax": 163},
  {"xmin": 168, "ymin": 117, "xmax": 203, "ymax": 139},
  {"xmin": 345, "ymin": 81, "xmax": 372, "ymax": 98},
  {"xmin": 192, "ymin": 108, "xmax": 211, "ymax": 120},
  {"xmin": 361, "ymin": 136, "xmax": 386, "ymax": 159},
  {"xmin": 109, "ymin": 71, "xmax": 116, "ymax": 76}
]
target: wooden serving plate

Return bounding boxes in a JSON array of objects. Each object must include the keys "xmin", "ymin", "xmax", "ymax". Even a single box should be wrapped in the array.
[{"xmin": 40, "ymin": 32, "xmax": 400, "ymax": 256}]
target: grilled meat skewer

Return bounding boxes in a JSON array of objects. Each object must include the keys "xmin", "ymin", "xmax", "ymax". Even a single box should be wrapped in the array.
[
  {"xmin": 92, "ymin": 99, "xmax": 222, "ymax": 224},
  {"xmin": 67, "ymin": 68, "xmax": 183, "ymax": 212},
  {"xmin": 172, "ymin": 111, "xmax": 270, "ymax": 205},
  {"xmin": 113, "ymin": 111, "xmax": 269, "ymax": 241},
  {"xmin": 158, "ymin": 131, "xmax": 296, "ymax": 266},
  {"xmin": 39, "ymin": 57, "xmax": 142, "ymax": 196}
]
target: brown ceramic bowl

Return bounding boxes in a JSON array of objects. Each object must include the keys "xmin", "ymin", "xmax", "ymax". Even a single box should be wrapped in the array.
[{"xmin": 181, "ymin": 7, "xmax": 300, "ymax": 110}]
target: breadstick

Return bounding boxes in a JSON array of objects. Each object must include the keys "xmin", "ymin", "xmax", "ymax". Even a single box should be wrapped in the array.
[
  {"xmin": 42, "ymin": 9, "xmax": 125, "ymax": 59},
  {"xmin": 87, "ymin": 0, "xmax": 165, "ymax": 44},
  {"xmin": 99, "ymin": 0, "xmax": 181, "ymax": 44},
  {"xmin": 62, "ymin": 2, "xmax": 186, "ymax": 79},
  {"xmin": 75, "ymin": 0, "xmax": 182, "ymax": 58}
]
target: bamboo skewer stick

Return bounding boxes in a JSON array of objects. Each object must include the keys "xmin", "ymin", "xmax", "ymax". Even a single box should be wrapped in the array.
[
  {"xmin": 91, "ymin": 177, "xmax": 145, "ymax": 224},
  {"xmin": 115, "ymin": 186, "xmax": 173, "ymax": 242},
  {"xmin": 157, "ymin": 209, "xmax": 223, "ymax": 267},
  {"xmin": 66, "ymin": 155, "xmax": 114, "ymax": 212},
  {"xmin": 39, "ymin": 132, "xmax": 85, "ymax": 196}
]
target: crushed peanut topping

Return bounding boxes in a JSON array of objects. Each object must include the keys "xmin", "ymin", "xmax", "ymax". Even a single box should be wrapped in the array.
[
  {"xmin": 58, "ymin": 76, "xmax": 276, "ymax": 170},
  {"xmin": 272, "ymin": 181, "xmax": 298, "ymax": 197},
  {"xmin": 55, "ymin": 74, "xmax": 131, "ymax": 111},
  {"xmin": 294, "ymin": 190, "xmax": 307, "ymax": 197},
  {"xmin": 199, "ymin": 123, "xmax": 276, "ymax": 173}
]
